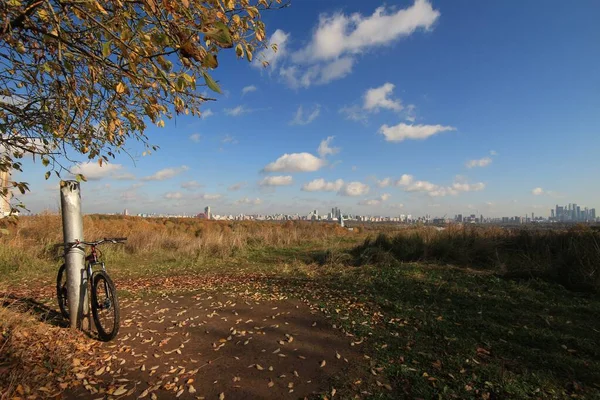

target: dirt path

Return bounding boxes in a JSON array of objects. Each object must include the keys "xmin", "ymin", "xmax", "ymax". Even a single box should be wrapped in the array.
[{"xmin": 65, "ymin": 290, "xmax": 368, "ymax": 399}]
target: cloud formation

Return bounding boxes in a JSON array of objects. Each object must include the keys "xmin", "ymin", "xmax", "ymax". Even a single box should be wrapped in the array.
[
  {"xmin": 290, "ymin": 105, "xmax": 321, "ymax": 125},
  {"xmin": 364, "ymin": 83, "xmax": 403, "ymax": 112},
  {"xmin": 181, "ymin": 180, "xmax": 202, "ymax": 190},
  {"xmin": 263, "ymin": 153, "xmax": 326, "ymax": 173},
  {"xmin": 379, "ymin": 123, "xmax": 455, "ymax": 142},
  {"xmin": 317, "ymin": 136, "xmax": 340, "ymax": 158},
  {"xmin": 302, "ymin": 178, "xmax": 344, "ymax": 192},
  {"xmin": 532, "ymin": 187, "xmax": 544, "ymax": 195},
  {"xmin": 242, "ymin": 85, "xmax": 257, "ymax": 95},
  {"xmin": 338, "ymin": 181, "xmax": 370, "ymax": 197},
  {"xmin": 359, "ymin": 193, "xmax": 391, "ymax": 206},
  {"xmin": 259, "ymin": 175, "xmax": 294, "ymax": 186},
  {"xmin": 292, "ymin": 0, "xmax": 439, "ymax": 62},
  {"xmin": 142, "ymin": 166, "xmax": 189, "ymax": 181},
  {"xmin": 253, "ymin": 29, "xmax": 289, "ymax": 69},
  {"xmin": 228, "ymin": 182, "xmax": 245, "ymax": 191},
  {"xmin": 466, "ymin": 157, "xmax": 492, "ymax": 168},
  {"xmin": 189, "ymin": 133, "xmax": 201, "ymax": 143},
  {"xmin": 235, "ymin": 197, "xmax": 262, "ymax": 205},
  {"xmin": 70, "ymin": 162, "xmax": 123, "ymax": 181},
  {"xmin": 224, "ymin": 105, "xmax": 250, "ymax": 116},
  {"xmin": 395, "ymin": 174, "xmax": 485, "ymax": 197},
  {"xmin": 273, "ymin": 1, "xmax": 440, "ymax": 88}
]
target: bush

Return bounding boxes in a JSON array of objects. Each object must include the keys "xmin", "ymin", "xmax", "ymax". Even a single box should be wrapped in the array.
[{"xmin": 353, "ymin": 226, "xmax": 600, "ymax": 292}]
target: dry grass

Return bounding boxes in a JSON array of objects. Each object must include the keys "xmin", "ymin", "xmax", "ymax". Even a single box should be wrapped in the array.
[{"xmin": 0, "ymin": 214, "xmax": 357, "ymax": 277}]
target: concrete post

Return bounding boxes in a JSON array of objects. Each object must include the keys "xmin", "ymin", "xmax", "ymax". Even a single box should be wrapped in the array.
[{"xmin": 60, "ymin": 181, "xmax": 89, "ymax": 330}]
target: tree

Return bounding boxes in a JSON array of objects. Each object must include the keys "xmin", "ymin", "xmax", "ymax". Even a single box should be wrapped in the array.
[{"xmin": 0, "ymin": 0, "xmax": 285, "ymax": 211}]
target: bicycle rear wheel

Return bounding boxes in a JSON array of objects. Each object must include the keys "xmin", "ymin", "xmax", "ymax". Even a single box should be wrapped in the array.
[
  {"xmin": 90, "ymin": 271, "xmax": 120, "ymax": 341},
  {"xmin": 56, "ymin": 264, "xmax": 69, "ymax": 320}
]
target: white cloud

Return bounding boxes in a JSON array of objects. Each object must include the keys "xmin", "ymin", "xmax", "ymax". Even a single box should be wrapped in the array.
[
  {"xmin": 302, "ymin": 178, "xmax": 344, "ymax": 192},
  {"xmin": 259, "ymin": 175, "xmax": 294, "ymax": 186},
  {"xmin": 339, "ymin": 105, "xmax": 368, "ymax": 123},
  {"xmin": 341, "ymin": 82, "xmax": 404, "ymax": 123},
  {"xmin": 222, "ymin": 135, "xmax": 238, "ymax": 144},
  {"xmin": 364, "ymin": 83, "xmax": 403, "ymax": 112},
  {"xmin": 390, "ymin": 203, "xmax": 405, "ymax": 209},
  {"xmin": 405, "ymin": 104, "xmax": 417, "ymax": 122},
  {"xmin": 395, "ymin": 174, "xmax": 414, "ymax": 186},
  {"xmin": 532, "ymin": 187, "xmax": 544, "ymax": 196},
  {"xmin": 201, "ymin": 109, "xmax": 214, "ymax": 119},
  {"xmin": 263, "ymin": 153, "xmax": 326, "ymax": 173},
  {"xmin": 359, "ymin": 193, "xmax": 391, "ymax": 206},
  {"xmin": 181, "ymin": 180, "xmax": 202, "ymax": 190},
  {"xmin": 112, "ymin": 172, "xmax": 136, "ymax": 181},
  {"xmin": 395, "ymin": 174, "xmax": 484, "ymax": 197},
  {"xmin": 235, "ymin": 197, "xmax": 262, "ymax": 205},
  {"xmin": 253, "ymin": 29, "xmax": 289, "ymax": 69},
  {"xmin": 242, "ymin": 85, "xmax": 257, "ymax": 95},
  {"xmin": 142, "ymin": 166, "xmax": 189, "ymax": 181},
  {"xmin": 164, "ymin": 192, "xmax": 183, "ymax": 200},
  {"xmin": 189, "ymin": 133, "xmax": 201, "ymax": 143},
  {"xmin": 466, "ymin": 157, "xmax": 492, "ymax": 168},
  {"xmin": 452, "ymin": 182, "xmax": 485, "ymax": 192},
  {"xmin": 379, "ymin": 123, "xmax": 455, "ymax": 142},
  {"xmin": 338, "ymin": 181, "xmax": 370, "ymax": 197},
  {"xmin": 224, "ymin": 105, "xmax": 250, "ymax": 116},
  {"xmin": 290, "ymin": 105, "xmax": 321, "ymax": 125},
  {"xmin": 70, "ymin": 162, "xmax": 123, "ymax": 181},
  {"xmin": 200, "ymin": 193, "xmax": 222, "ymax": 200},
  {"xmin": 279, "ymin": 57, "xmax": 354, "ymax": 88},
  {"xmin": 292, "ymin": 0, "xmax": 440, "ymax": 63},
  {"xmin": 317, "ymin": 57, "xmax": 354, "ymax": 84},
  {"xmin": 490, "ymin": 150, "xmax": 498, "ymax": 156},
  {"xmin": 377, "ymin": 177, "xmax": 392, "ymax": 188},
  {"xmin": 317, "ymin": 136, "xmax": 340, "ymax": 158},
  {"xmin": 228, "ymin": 182, "xmax": 245, "ymax": 191}
]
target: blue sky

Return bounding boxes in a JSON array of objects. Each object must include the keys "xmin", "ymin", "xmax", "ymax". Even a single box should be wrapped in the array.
[{"xmin": 17, "ymin": 0, "xmax": 600, "ymax": 217}]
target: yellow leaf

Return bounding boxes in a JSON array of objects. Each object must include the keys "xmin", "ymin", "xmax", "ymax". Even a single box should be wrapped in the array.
[
  {"xmin": 112, "ymin": 386, "xmax": 127, "ymax": 396},
  {"xmin": 115, "ymin": 82, "xmax": 126, "ymax": 94},
  {"xmin": 219, "ymin": 392, "xmax": 225, "ymax": 400},
  {"xmin": 320, "ymin": 360, "xmax": 326, "ymax": 368}
]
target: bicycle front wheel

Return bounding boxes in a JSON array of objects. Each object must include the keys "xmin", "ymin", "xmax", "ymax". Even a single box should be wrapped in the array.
[
  {"xmin": 56, "ymin": 264, "xmax": 69, "ymax": 320},
  {"xmin": 90, "ymin": 271, "xmax": 120, "ymax": 341}
]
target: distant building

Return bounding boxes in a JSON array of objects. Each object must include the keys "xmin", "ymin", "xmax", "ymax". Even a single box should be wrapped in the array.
[{"xmin": 205, "ymin": 206, "xmax": 211, "ymax": 220}]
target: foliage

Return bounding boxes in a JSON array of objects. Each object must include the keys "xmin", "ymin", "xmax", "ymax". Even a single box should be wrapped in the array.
[
  {"xmin": 0, "ymin": 0, "xmax": 285, "ymax": 204},
  {"xmin": 352, "ymin": 225, "xmax": 600, "ymax": 292}
]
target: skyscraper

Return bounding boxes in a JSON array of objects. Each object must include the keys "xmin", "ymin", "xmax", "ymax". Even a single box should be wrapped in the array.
[{"xmin": 205, "ymin": 206, "xmax": 211, "ymax": 220}]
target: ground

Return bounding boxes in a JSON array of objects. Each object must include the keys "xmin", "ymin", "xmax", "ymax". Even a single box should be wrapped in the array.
[{"xmin": 1, "ymin": 241, "xmax": 600, "ymax": 399}]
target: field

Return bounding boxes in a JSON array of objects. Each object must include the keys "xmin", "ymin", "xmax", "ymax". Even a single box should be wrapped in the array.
[{"xmin": 1, "ymin": 215, "xmax": 599, "ymax": 399}]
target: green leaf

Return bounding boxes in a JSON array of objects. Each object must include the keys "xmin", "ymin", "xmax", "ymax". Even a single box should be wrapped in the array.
[
  {"xmin": 202, "ymin": 53, "xmax": 218, "ymax": 69},
  {"xmin": 75, "ymin": 174, "xmax": 87, "ymax": 182},
  {"xmin": 202, "ymin": 72, "xmax": 221, "ymax": 94},
  {"xmin": 205, "ymin": 22, "xmax": 233, "ymax": 48},
  {"xmin": 41, "ymin": 157, "xmax": 49, "ymax": 167},
  {"xmin": 102, "ymin": 41, "xmax": 112, "ymax": 58}
]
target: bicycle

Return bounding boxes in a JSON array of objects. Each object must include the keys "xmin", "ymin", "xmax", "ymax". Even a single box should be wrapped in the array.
[{"xmin": 56, "ymin": 237, "xmax": 126, "ymax": 341}]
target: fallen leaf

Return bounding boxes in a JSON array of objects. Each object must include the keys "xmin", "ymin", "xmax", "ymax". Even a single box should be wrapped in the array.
[
  {"xmin": 219, "ymin": 393, "xmax": 225, "ymax": 400},
  {"xmin": 320, "ymin": 360, "xmax": 326, "ymax": 368}
]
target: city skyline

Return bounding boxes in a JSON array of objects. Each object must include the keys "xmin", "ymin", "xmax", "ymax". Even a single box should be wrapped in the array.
[{"xmin": 7, "ymin": 0, "xmax": 600, "ymax": 218}]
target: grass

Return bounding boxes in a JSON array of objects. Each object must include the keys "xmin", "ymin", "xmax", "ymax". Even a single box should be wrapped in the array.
[
  {"xmin": 277, "ymin": 263, "xmax": 600, "ymax": 399},
  {"xmin": 1, "ymin": 216, "xmax": 600, "ymax": 398}
]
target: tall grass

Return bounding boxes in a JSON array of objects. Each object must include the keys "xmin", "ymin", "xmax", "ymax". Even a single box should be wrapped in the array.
[
  {"xmin": 352, "ymin": 225, "xmax": 600, "ymax": 291},
  {"xmin": 0, "ymin": 214, "xmax": 353, "ymax": 276}
]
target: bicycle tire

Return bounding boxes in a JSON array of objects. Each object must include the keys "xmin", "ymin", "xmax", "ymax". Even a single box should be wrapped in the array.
[
  {"xmin": 90, "ymin": 271, "xmax": 120, "ymax": 341},
  {"xmin": 56, "ymin": 264, "xmax": 69, "ymax": 320}
]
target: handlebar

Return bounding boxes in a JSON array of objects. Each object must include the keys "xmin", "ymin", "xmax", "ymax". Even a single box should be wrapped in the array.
[{"xmin": 63, "ymin": 237, "xmax": 127, "ymax": 248}]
